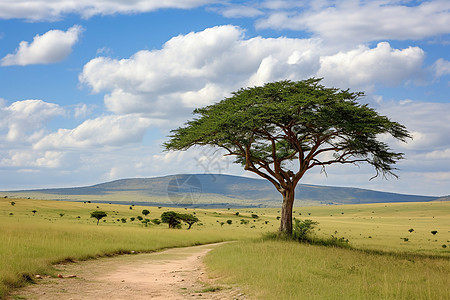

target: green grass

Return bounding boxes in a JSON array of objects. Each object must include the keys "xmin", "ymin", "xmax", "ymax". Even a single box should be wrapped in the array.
[
  {"xmin": 2, "ymin": 197, "xmax": 449, "ymax": 299},
  {"xmin": 206, "ymin": 240, "xmax": 450, "ymax": 299},
  {"xmin": 0, "ymin": 197, "xmax": 264, "ymax": 298}
]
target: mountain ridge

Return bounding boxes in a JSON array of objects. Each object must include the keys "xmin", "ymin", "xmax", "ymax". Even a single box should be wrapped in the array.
[{"xmin": 2, "ymin": 174, "xmax": 442, "ymax": 207}]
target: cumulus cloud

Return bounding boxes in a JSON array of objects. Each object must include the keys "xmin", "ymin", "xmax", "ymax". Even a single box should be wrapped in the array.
[
  {"xmin": 33, "ymin": 114, "xmax": 152, "ymax": 150},
  {"xmin": 0, "ymin": 0, "xmax": 216, "ymax": 21},
  {"xmin": 80, "ymin": 25, "xmax": 428, "ymax": 122},
  {"xmin": 318, "ymin": 42, "xmax": 425, "ymax": 89},
  {"xmin": 1, "ymin": 25, "xmax": 83, "ymax": 66},
  {"xmin": 256, "ymin": 0, "xmax": 450, "ymax": 43},
  {"xmin": 1, "ymin": 150, "xmax": 65, "ymax": 168},
  {"xmin": 0, "ymin": 99, "xmax": 64, "ymax": 142}
]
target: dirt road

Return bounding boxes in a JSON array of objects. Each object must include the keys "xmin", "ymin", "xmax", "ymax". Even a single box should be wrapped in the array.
[{"xmin": 10, "ymin": 243, "xmax": 246, "ymax": 300}]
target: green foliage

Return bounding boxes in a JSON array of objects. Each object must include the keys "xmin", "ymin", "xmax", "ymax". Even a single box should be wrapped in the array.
[
  {"xmin": 292, "ymin": 219, "xmax": 318, "ymax": 242},
  {"xmin": 151, "ymin": 218, "xmax": 161, "ymax": 225},
  {"xmin": 226, "ymin": 220, "xmax": 232, "ymax": 225},
  {"xmin": 137, "ymin": 216, "xmax": 143, "ymax": 221},
  {"xmin": 142, "ymin": 209, "xmax": 150, "ymax": 216},
  {"xmin": 160, "ymin": 211, "xmax": 199, "ymax": 229},
  {"xmin": 90, "ymin": 211, "xmax": 107, "ymax": 225},
  {"xmin": 121, "ymin": 218, "xmax": 127, "ymax": 223},
  {"xmin": 251, "ymin": 214, "xmax": 259, "ymax": 219},
  {"xmin": 164, "ymin": 78, "xmax": 411, "ymax": 234},
  {"xmin": 160, "ymin": 211, "xmax": 181, "ymax": 229}
]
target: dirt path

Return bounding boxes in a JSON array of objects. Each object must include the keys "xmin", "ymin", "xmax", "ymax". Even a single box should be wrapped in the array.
[{"xmin": 9, "ymin": 243, "xmax": 247, "ymax": 300}]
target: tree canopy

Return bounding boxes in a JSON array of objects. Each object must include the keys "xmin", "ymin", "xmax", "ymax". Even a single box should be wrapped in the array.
[{"xmin": 164, "ymin": 78, "xmax": 410, "ymax": 234}]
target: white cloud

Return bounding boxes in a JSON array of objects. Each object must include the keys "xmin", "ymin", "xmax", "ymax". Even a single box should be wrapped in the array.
[
  {"xmin": 1, "ymin": 25, "xmax": 83, "ymax": 66},
  {"xmin": 80, "ymin": 25, "xmax": 322, "ymax": 118},
  {"xmin": 373, "ymin": 99, "xmax": 450, "ymax": 158},
  {"xmin": 80, "ymin": 26, "xmax": 428, "ymax": 122},
  {"xmin": 0, "ymin": 99, "xmax": 64, "ymax": 142},
  {"xmin": 433, "ymin": 58, "xmax": 450, "ymax": 78},
  {"xmin": 33, "ymin": 114, "xmax": 152, "ymax": 150},
  {"xmin": 1, "ymin": 150, "xmax": 65, "ymax": 168},
  {"xmin": 219, "ymin": 5, "xmax": 263, "ymax": 18},
  {"xmin": 256, "ymin": 0, "xmax": 450, "ymax": 43},
  {"xmin": 0, "ymin": 0, "xmax": 216, "ymax": 21},
  {"xmin": 318, "ymin": 42, "xmax": 425, "ymax": 89}
]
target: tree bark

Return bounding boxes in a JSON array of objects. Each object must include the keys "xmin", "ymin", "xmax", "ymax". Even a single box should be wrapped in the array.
[{"xmin": 279, "ymin": 188, "xmax": 295, "ymax": 234}]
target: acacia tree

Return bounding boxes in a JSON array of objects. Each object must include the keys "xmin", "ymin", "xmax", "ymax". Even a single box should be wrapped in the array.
[
  {"xmin": 90, "ymin": 210, "xmax": 107, "ymax": 225},
  {"xmin": 164, "ymin": 79, "xmax": 410, "ymax": 234}
]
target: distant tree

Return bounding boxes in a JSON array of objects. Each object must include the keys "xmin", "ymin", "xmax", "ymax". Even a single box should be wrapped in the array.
[
  {"xmin": 179, "ymin": 214, "xmax": 199, "ymax": 229},
  {"xmin": 164, "ymin": 79, "xmax": 410, "ymax": 234},
  {"xmin": 251, "ymin": 214, "xmax": 259, "ymax": 219},
  {"xmin": 408, "ymin": 228, "xmax": 414, "ymax": 233},
  {"xmin": 161, "ymin": 211, "xmax": 182, "ymax": 228},
  {"xmin": 10, "ymin": 201, "xmax": 15, "ymax": 206},
  {"xmin": 235, "ymin": 212, "xmax": 239, "ymax": 216},
  {"xmin": 226, "ymin": 219, "xmax": 232, "ymax": 225},
  {"xmin": 130, "ymin": 217, "xmax": 135, "ymax": 221},
  {"xmin": 32, "ymin": 210, "xmax": 37, "ymax": 216},
  {"xmin": 59, "ymin": 213, "xmax": 65, "ymax": 217},
  {"xmin": 121, "ymin": 218, "xmax": 127, "ymax": 223},
  {"xmin": 90, "ymin": 211, "xmax": 107, "ymax": 225},
  {"xmin": 137, "ymin": 216, "xmax": 143, "ymax": 221},
  {"xmin": 151, "ymin": 218, "xmax": 161, "ymax": 225},
  {"xmin": 142, "ymin": 209, "xmax": 150, "ymax": 216},
  {"xmin": 431, "ymin": 230, "xmax": 438, "ymax": 235}
]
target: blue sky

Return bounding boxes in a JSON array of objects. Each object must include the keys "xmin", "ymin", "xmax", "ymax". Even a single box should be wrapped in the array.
[{"xmin": 0, "ymin": 0, "xmax": 449, "ymax": 197}]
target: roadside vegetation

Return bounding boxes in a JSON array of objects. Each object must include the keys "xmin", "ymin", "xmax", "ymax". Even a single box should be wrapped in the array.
[{"xmin": 1, "ymin": 197, "xmax": 449, "ymax": 298}]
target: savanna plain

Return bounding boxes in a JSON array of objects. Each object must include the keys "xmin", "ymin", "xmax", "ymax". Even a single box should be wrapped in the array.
[{"xmin": 1, "ymin": 197, "xmax": 449, "ymax": 299}]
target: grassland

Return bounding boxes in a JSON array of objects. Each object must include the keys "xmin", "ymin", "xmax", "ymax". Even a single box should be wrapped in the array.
[
  {"xmin": 0, "ymin": 197, "xmax": 267, "ymax": 298},
  {"xmin": 1, "ymin": 197, "xmax": 449, "ymax": 299},
  {"xmin": 205, "ymin": 201, "xmax": 450, "ymax": 299}
]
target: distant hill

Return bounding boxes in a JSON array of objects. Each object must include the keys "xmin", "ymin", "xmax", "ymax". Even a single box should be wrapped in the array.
[{"xmin": 1, "ymin": 174, "xmax": 441, "ymax": 208}]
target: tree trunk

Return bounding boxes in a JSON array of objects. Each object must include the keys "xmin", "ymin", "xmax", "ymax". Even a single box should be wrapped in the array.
[{"xmin": 279, "ymin": 188, "xmax": 295, "ymax": 235}]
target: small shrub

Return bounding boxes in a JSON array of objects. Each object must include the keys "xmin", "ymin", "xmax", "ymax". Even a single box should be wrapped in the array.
[
  {"xmin": 403, "ymin": 237, "xmax": 409, "ymax": 242},
  {"xmin": 137, "ymin": 216, "xmax": 143, "ymax": 221},
  {"xmin": 121, "ymin": 218, "xmax": 127, "ymax": 223},
  {"xmin": 431, "ymin": 230, "xmax": 438, "ymax": 235},
  {"xmin": 408, "ymin": 228, "xmax": 414, "ymax": 233},
  {"xmin": 32, "ymin": 210, "xmax": 37, "ymax": 215},
  {"xmin": 226, "ymin": 220, "xmax": 232, "ymax": 225},
  {"xmin": 130, "ymin": 217, "xmax": 135, "ymax": 221},
  {"xmin": 235, "ymin": 212, "xmax": 239, "ymax": 216},
  {"xmin": 59, "ymin": 213, "xmax": 65, "ymax": 217},
  {"xmin": 142, "ymin": 209, "xmax": 150, "ymax": 216},
  {"xmin": 292, "ymin": 219, "xmax": 318, "ymax": 242},
  {"xmin": 251, "ymin": 214, "xmax": 259, "ymax": 219},
  {"xmin": 151, "ymin": 218, "xmax": 161, "ymax": 225}
]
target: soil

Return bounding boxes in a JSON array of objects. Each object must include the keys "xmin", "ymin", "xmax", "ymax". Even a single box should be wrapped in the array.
[{"xmin": 9, "ymin": 243, "xmax": 247, "ymax": 300}]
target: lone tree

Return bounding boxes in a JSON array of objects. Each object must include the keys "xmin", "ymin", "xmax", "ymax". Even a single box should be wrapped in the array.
[
  {"xmin": 164, "ymin": 79, "xmax": 410, "ymax": 234},
  {"xmin": 90, "ymin": 210, "xmax": 107, "ymax": 225}
]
